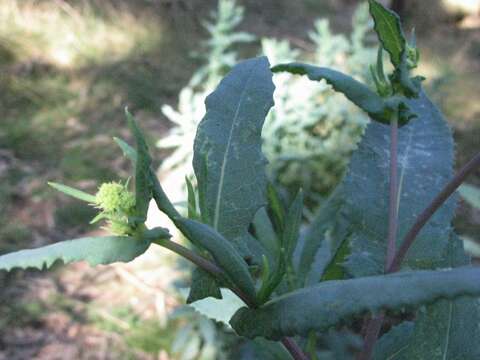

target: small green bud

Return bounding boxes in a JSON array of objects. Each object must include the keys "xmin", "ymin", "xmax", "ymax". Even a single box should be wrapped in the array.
[
  {"xmin": 93, "ymin": 181, "xmax": 137, "ymax": 236},
  {"xmin": 95, "ymin": 182, "xmax": 135, "ymax": 214}
]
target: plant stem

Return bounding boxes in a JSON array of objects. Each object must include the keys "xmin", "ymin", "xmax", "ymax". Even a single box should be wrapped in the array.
[
  {"xmin": 153, "ymin": 237, "xmax": 309, "ymax": 360},
  {"xmin": 388, "ymin": 151, "xmax": 480, "ymax": 273},
  {"xmin": 386, "ymin": 115, "xmax": 399, "ymax": 270},
  {"xmin": 356, "ymin": 313, "xmax": 385, "ymax": 360},
  {"xmin": 154, "ymin": 237, "xmax": 253, "ymax": 306},
  {"xmin": 282, "ymin": 337, "xmax": 310, "ymax": 360}
]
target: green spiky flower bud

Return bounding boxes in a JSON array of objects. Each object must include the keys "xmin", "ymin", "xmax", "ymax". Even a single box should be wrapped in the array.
[{"xmin": 95, "ymin": 182, "xmax": 135, "ymax": 214}]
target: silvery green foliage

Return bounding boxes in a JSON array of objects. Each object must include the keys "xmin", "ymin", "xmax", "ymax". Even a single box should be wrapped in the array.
[
  {"xmin": 158, "ymin": 0, "xmax": 253, "ymax": 181},
  {"xmin": 159, "ymin": 1, "xmax": 376, "ymax": 209}
]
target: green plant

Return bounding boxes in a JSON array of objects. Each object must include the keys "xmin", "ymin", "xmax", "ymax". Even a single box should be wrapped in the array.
[
  {"xmin": 159, "ymin": 0, "xmax": 376, "ymax": 211},
  {"xmin": 2, "ymin": 2, "xmax": 480, "ymax": 359}
]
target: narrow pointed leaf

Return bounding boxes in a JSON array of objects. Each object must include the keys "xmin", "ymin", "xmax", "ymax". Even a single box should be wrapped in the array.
[
  {"xmin": 185, "ymin": 177, "xmax": 200, "ymax": 221},
  {"xmin": 267, "ymin": 183, "xmax": 286, "ymax": 232},
  {"xmin": 368, "ymin": 0, "xmax": 406, "ymax": 67},
  {"xmin": 298, "ymin": 188, "xmax": 344, "ymax": 280},
  {"xmin": 282, "ymin": 189, "xmax": 303, "ymax": 258},
  {"xmin": 187, "ymin": 267, "xmax": 222, "ymax": 304},
  {"xmin": 113, "ymin": 137, "xmax": 136, "ymax": 163},
  {"xmin": 252, "ymin": 207, "xmax": 280, "ymax": 261},
  {"xmin": 343, "ymin": 90, "xmax": 455, "ymax": 277},
  {"xmin": 115, "ymin": 136, "xmax": 180, "ymax": 220},
  {"xmin": 176, "ymin": 218, "xmax": 256, "ymax": 301},
  {"xmin": 193, "ymin": 56, "xmax": 275, "ymax": 242},
  {"xmin": 271, "ymin": 63, "xmax": 391, "ymax": 123},
  {"xmin": 0, "ymin": 236, "xmax": 156, "ymax": 271},
  {"xmin": 230, "ymin": 266, "xmax": 480, "ymax": 341},
  {"xmin": 125, "ymin": 110, "xmax": 152, "ymax": 223},
  {"xmin": 48, "ymin": 182, "xmax": 96, "ymax": 203}
]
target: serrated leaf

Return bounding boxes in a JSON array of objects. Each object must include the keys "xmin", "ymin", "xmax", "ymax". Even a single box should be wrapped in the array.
[
  {"xmin": 176, "ymin": 218, "xmax": 256, "ymax": 301},
  {"xmin": 193, "ymin": 56, "xmax": 275, "ymax": 243},
  {"xmin": 402, "ymin": 234, "xmax": 480, "ymax": 359},
  {"xmin": 343, "ymin": 90, "xmax": 455, "ymax": 277},
  {"xmin": 48, "ymin": 182, "xmax": 96, "ymax": 203},
  {"xmin": 0, "ymin": 236, "xmax": 153, "ymax": 271},
  {"xmin": 459, "ymin": 183, "xmax": 480, "ymax": 209},
  {"xmin": 188, "ymin": 289, "xmax": 244, "ymax": 326},
  {"xmin": 271, "ymin": 63, "xmax": 391, "ymax": 124},
  {"xmin": 230, "ymin": 266, "xmax": 480, "ymax": 341},
  {"xmin": 125, "ymin": 110, "xmax": 153, "ymax": 224},
  {"xmin": 368, "ymin": 0, "xmax": 406, "ymax": 67},
  {"xmin": 187, "ymin": 267, "xmax": 222, "ymax": 304}
]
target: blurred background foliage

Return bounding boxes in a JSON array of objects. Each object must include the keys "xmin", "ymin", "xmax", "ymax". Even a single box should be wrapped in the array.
[{"xmin": 0, "ymin": 0, "xmax": 479, "ymax": 358}]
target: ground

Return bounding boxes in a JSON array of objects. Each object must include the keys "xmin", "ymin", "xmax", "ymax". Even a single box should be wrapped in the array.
[{"xmin": 0, "ymin": 0, "xmax": 479, "ymax": 358}]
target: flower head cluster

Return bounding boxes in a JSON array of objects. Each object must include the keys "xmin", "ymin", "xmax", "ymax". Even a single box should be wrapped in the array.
[{"xmin": 93, "ymin": 181, "xmax": 136, "ymax": 235}]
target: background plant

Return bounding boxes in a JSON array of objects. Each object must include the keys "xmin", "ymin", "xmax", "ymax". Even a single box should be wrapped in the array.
[{"xmin": 158, "ymin": 0, "xmax": 376, "ymax": 211}]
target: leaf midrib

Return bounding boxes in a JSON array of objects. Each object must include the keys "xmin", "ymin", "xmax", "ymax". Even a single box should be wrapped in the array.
[{"xmin": 213, "ymin": 65, "xmax": 256, "ymax": 231}]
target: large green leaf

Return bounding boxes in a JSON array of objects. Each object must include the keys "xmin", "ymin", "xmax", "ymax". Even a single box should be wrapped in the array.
[
  {"xmin": 368, "ymin": 0, "xmax": 406, "ymax": 67},
  {"xmin": 0, "ymin": 236, "xmax": 156, "ymax": 271},
  {"xmin": 230, "ymin": 266, "xmax": 480, "ymax": 341},
  {"xmin": 401, "ymin": 234, "xmax": 480, "ymax": 359},
  {"xmin": 271, "ymin": 63, "xmax": 391, "ymax": 124},
  {"xmin": 193, "ymin": 56, "xmax": 275, "ymax": 242},
  {"xmin": 343, "ymin": 90, "xmax": 455, "ymax": 277}
]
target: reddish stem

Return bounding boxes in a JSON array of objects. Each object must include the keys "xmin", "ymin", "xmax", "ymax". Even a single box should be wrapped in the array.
[{"xmin": 388, "ymin": 151, "xmax": 480, "ymax": 273}]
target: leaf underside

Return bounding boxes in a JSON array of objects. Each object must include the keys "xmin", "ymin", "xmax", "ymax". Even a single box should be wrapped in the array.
[
  {"xmin": 126, "ymin": 111, "xmax": 152, "ymax": 222},
  {"xmin": 230, "ymin": 266, "xmax": 480, "ymax": 341},
  {"xmin": 0, "ymin": 236, "xmax": 152, "ymax": 271}
]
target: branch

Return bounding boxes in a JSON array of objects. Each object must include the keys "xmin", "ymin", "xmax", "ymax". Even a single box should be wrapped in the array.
[
  {"xmin": 153, "ymin": 237, "xmax": 309, "ymax": 360},
  {"xmin": 356, "ymin": 313, "xmax": 385, "ymax": 360},
  {"xmin": 388, "ymin": 151, "xmax": 480, "ymax": 272}
]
